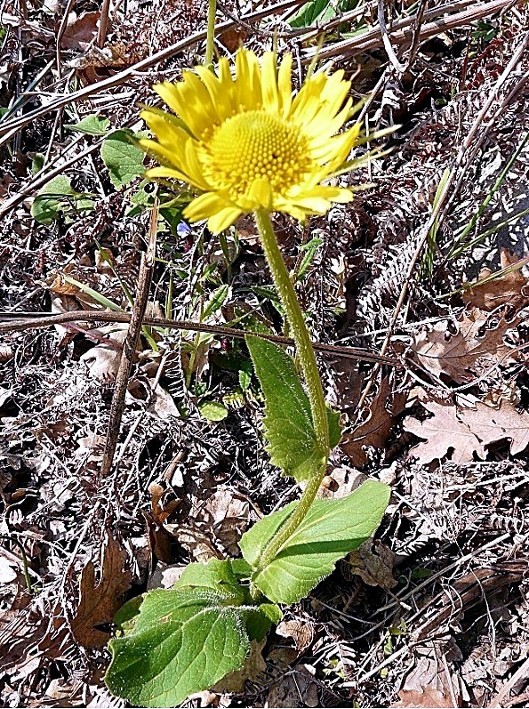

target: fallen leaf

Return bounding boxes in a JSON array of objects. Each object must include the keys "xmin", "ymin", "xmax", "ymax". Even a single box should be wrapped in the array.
[
  {"xmin": 201, "ymin": 487, "xmax": 252, "ymax": 556},
  {"xmin": 413, "ymin": 308, "xmax": 517, "ymax": 384},
  {"xmin": 267, "ymin": 666, "xmax": 319, "ymax": 708},
  {"xmin": 60, "ymin": 11, "xmax": 99, "ymax": 50},
  {"xmin": 392, "ymin": 687, "xmax": 456, "ymax": 708},
  {"xmin": 342, "ymin": 378, "xmax": 406, "ymax": 466},
  {"xmin": 347, "ymin": 540, "xmax": 398, "ymax": 590},
  {"xmin": 218, "ymin": 26, "xmax": 248, "ymax": 52},
  {"xmin": 404, "ymin": 394, "xmax": 529, "ymax": 463},
  {"xmin": 462, "ymin": 249, "xmax": 529, "ymax": 311},
  {"xmin": 391, "ymin": 642, "xmax": 462, "ymax": 707},
  {"xmin": 80, "ymin": 327, "xmax": 127, "ymax": 382},
  {"xmin": 71, "ymin": 533, "xmax": 131, "ymax": 648},
  {"xmin": 149, "ymin": 482, "xmax": 180, "ymax": 525},
  {"xmin": 462, "ymin": 400, "xmax": 529, "ymax": 455},
  {"xmin": 404, "ymin": 399, "xmax": 485, "ymax": 463},
  {"xmin": 276, "ymin": 618, "xmax": 314, "ymax": 654}
]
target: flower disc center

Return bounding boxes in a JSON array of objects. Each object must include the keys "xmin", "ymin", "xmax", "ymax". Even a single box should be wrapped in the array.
[{"xmin": 204, "ymin": 110, "xmax": 311, "ymax": 195}]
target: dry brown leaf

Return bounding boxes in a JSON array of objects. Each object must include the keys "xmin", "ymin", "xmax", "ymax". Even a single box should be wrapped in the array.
[
  {"xmin": 347, "ymin": 540, "xmax": 398, "ymax": 590},
  {"xmin": 413, "ymin": 308, "xmax": 517, "ymax": 384},
  {"xmin": 60, "ymin": 11, "xmax": 99, "ymax": 50},
  {"xmin": 405, "ymin": 395, "xmax": 529, "ymax": 463},
  {"xmin": 276, "ymin": 618, "xmax": 314, "ymax": 654},
  {"xmin": 201, "ymin": 488, "xmax": 252, "ymax": 556},
  {"xmin": 392, "ymin": 687, "xmax": 456, "ymax": 708},
  {"xmin": 462, "ymin": 249, "xmax": 529, "ymax": 311},
  {"xmin": 80, "ymin": 327, "xmax": 127, "ymax": 382},
  {"xmin": 404, "ymin": 399, "xmax": 485, "ymax": 463},
  {"xmin": 149, "ymin": 482, "xmax": 180, "ymax": 525},
  {"xmin": 71, "ymin": 534, "xmax": 131, "ymax": 648},
  {"xmin": 341, "ymin": 378, "xmax": 406, "ymax": 466},
  {"xmin": 267, "ymin": 666, "xmax": 319, "ymax": 708},
  {"xmin": 462, "ymin": 400, "xmax": 529, "ymax": 455},
  {"xmin": 391, "ymin": 642, "xmax": 462, "ymax": 707}
]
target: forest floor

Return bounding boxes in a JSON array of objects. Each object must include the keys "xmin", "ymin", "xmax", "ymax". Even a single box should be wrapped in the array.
[{"xmin": 1, "ymin": 0, "xmax": 529, "ymax": 706}]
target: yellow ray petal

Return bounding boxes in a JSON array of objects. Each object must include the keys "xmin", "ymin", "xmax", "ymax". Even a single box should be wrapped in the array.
[{"xmin": 207, "ymin": 207, "xmax": 243, "ymax": 233}]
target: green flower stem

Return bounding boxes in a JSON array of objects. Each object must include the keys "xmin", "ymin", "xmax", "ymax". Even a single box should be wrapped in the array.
[
  {"xmin": 205, "ymin": 0, "xmax": 216, "ymax": 68},
  {"xmin": 254, "ymin": 209, "xmax": 329, "ymax": 568}
]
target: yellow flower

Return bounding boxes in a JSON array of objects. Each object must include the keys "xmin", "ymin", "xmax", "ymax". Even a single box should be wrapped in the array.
[{"xmin": 139, "ymin": 48, "xmax": 363, "ymax": 234}]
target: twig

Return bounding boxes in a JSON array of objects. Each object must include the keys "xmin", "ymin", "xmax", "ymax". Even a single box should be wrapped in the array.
[
  {"xmin": 403, "ymin": 0, "xmax": 429, "ymax": 71},
  {"xmin": 303, "ymin": 0, "xmax": 515, "ymax": 61},
  {"xmin": 0, "ymin": 310, "xmax": 400, "ymax": 366},
  {"xmin": 55, "ymin": 0, "xmax": 76, "ymax": 80},
  {"xmin": 97, "ymin": 0, "xmax": 111, "ymax": 48},
  {"xmin": 438, "ymin": 31, "xmax": 529, "ymax": 226},
  {"xmin": 0, "ymin": 535, "xmax": 34, "ymax": 593},
  {"xmin": 377, "ymin": 0, "xmax": 406, "ymax": 73},
  {"xmin": 0, "ymin": 138, "xmax": 102, "ymax": 220},
  {"xmin": 100, "ymin": 203, "xmax": 157, "ymax": 477}
]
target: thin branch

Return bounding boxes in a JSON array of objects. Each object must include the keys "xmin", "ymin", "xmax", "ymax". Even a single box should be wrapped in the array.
[
  {"xmin": 0, "ymin": 310, "xmax": 400, "ymax": 366},
  {"xmin": 100, "ymin": 202, "xmax": 157, "ymax": 477}
]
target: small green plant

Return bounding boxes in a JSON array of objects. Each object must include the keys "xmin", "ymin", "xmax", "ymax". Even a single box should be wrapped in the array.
[{"xmin": 104, "ymin": 47, "xmax": 390, "ymax": 707}]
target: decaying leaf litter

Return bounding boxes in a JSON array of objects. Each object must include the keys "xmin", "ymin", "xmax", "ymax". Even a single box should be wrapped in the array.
[{"xmin": 1, "ymin": 0, "xmax": 529, "ymax": 706}]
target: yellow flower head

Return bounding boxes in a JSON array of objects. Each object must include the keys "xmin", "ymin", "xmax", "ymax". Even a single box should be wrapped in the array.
[{"xmin": 140, "ymin": 48, "xmax": 363, "ymax": 234}]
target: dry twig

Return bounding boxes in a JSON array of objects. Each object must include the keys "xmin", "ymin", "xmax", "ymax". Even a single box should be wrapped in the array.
[{"xmin": 100, "ymin": 204, "xmax": 158, "ymax": 477}]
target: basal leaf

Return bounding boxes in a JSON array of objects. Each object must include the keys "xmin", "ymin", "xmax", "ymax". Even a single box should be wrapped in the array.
[
  {"xmin": 101, "ymin": 129, "xmax": 145, "ymax": 188},
  {"xmin": 173, "ymin": 558, "xmax": 244, "ymax": 601},
  {"xmin": 240, "ymin": 480, "xmax": 390, "ymax": 604},
  {"xmin": 105, "ymin": 586, "xmax": 272, "ymax": 707},
  {"xmin": 246, "ymin": 335, "xmax": 341, "ymax": 481}
]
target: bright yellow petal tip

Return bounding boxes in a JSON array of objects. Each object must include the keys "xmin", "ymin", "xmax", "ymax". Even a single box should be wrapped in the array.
[{"xmin": 140, "ymin": 48, "xmax": 364, "ymax": 233}]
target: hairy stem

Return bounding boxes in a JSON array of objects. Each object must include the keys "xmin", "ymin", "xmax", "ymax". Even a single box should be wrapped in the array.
[
  {"xmin": 205, "ymin": 0, "xmax": 216, "ymax": 67},
  {"xmin": 254, "ymin": 209, "xmax": 329, "ymax": 568}
]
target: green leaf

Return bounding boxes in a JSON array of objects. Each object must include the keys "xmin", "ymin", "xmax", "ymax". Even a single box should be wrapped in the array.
[
  {"xmin": 31, "ymin": 153, "xmax": 45, "ymax": 175},
  {"xmin": 239, "ymin": 480, "xmax": 390, "ymax": 604},
  {"xmin": 199, "ymin": 400, "xmax": 228, "ymax": 421},
  {"xmin": 106, "ymin": 587, "xmax": 254, "ymax": 707},
  {"xmin": 101, "ymin": 129, "xmax": 145, "ymax": 188},
  {"xmin": 328, "ymin": 407, "xmax": 342, "ymax": 449},
  {"xmin": 171, "ymin": 558, "xmax": 282, "ymax": 631},
  {"xmin": 229, "ymin": 558, "xmax": 253, "ymax": 579},
  {"xmin": 246, "ymin": 335, "xmax": 342, "ymax": 481},
  {"xmin": 174, "ymin": 559, "xmax": 244, "ymax": 600},
  {"xmin": 60, "ymin": 274, "xmax": 123, "ymax": 312},
  {"xmin": 65, "ymin": 114, "xmax": 110, "ymax": 136},
  {"xmin": 295, "ymin": 236, "xmax": 323, "ymax": 282},
  {"xmin": 31, "ymin": 175, "xmax": 94, "ymax": 224},
  {"xmin": 239, "ymin": 367, "xmax": 252, "ymax": 392},
  {"xmin": 289, "ymin": 0, "xmax": 336, "ymax": 27},
  {"xmin": 202, "ymin": 284, "xmax": 230, "ymax": 320}
]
